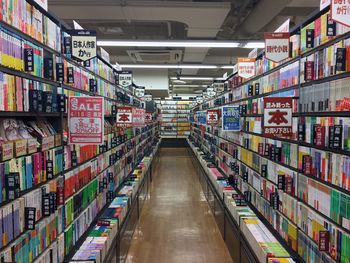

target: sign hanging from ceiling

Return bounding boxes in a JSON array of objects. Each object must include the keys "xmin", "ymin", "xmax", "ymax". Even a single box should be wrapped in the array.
[
  {"xmin": 222, "ymin": 106, "xmax": 241, "ymax": 131},
  {"xmin": 134, "ymin": 86, "xmax": 145, "ymax": 99},
  {"xmin": 117, "ymin": 106, "xmax": 133, "ymax": 128},
  {"xmin": 196, "ymin": 96, "xmax": 203, "ymax": 104},
  {"xmin": 263, "ymin": 97, "xmax": 293, "ymax": 138},
  {"xmin": 214, "ymin": 81, "xmax": 225, "ymax": 93},
  {"xmin": 68, "ymin": 96, "xmax": 104, "ymax": 145},
  {"xmin": 207, "ymin": 87, "xmax": 216, "ymax": 97},
  {"xmin": 116, "ymin": 71, "xmax": 133, "ymax": 89},
  {"xmin": 132, "ymin": 108, "xmax": 145, "ymax": 127},
  {"xmin": 275, "ymin": 18, "xmax": 290, "ymax": 32},
  {"xmin": 70, "ymin": 30, "xmax": 97, "ymax": 62},
  {"xmin": 264, "ymin": 33, "xmax": 290, "ymax": 62},
  {"xmin": 144, "ymin": 94, "xmax": 153, "ymax": 102},
  {"xmin": 238, "ymin": 58, "xmax": 255, "ymax": 79},
  {"xmin": 207, "ymin": 109, "xmax": 220, "ymax": 126},
  {"xmin": 331, "ymin": 0, "xmax": 350, "ymax": 27}
]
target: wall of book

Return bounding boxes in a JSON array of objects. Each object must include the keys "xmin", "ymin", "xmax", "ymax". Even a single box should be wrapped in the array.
[
  {"xmin": 159, "ymin": 100, "xmax": 191, "ymax": 138},
  {"xmin": 191, "ymin": 6, "xmax": 350, "ymax": 263},
  {"xmin": 0, "ymin": 1, "xmax": 159, "ymax": 262}
]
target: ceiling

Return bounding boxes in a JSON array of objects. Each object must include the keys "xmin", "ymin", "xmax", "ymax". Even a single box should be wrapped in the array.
[{"xmin": 48, "ymin": 0, "xmax": 320, "ymax": 97}]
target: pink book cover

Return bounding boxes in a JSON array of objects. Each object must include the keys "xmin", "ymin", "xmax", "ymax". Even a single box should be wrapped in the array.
[{"xmin": 16, "ymin": 76, "xmax": 23, "ymax": 111}]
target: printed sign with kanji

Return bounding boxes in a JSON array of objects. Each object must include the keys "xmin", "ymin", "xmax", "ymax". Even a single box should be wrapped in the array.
[
  {"xmin": 222, "ymin": 106, "xmax": 241, "ymax": 131},
  {"xmin": 263, "ymin": 97, "xmax": 293, "ymax": 137},
  {"xmin": 264, "ymin": 33, "xmax": 290, "ymax": 62},
  {"xmin": 207, "ymin": 110, "xmax": 220, "ymax": 126},
  {"xmin": 68, "ymin": 96, "xmax": 104, "ymax": 144},
  {"xmin": 331, "ymin": 0, "xmax": 350, "ymax": 26},
  {"xmin": 145, "ymin": 113, "xmax": 152, "ymax": 123},
  {"xmin": 133, "ymin": 108, "xmax": 145, "ymax": 127},
  {"xmin": 116, "ymin": 71, "xmax": 133, "ymax": 88},
  {"xmin": 238, "ymin": 58, "xmax": 255, "ymax": 79},
  {"xmin": 197, "ymin": 111, "xmax": 206, "ymax": 125},
  {"xmin": 117, "ymin": 106, "xmax": 133, "ymax": 128},
  {"xmin": 70, "ymin": 30, "xmax": 97, "ymax": 62}
]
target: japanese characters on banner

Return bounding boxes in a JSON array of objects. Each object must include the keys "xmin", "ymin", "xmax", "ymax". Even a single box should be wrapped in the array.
[
  {"xmin": 214, "ymin": 81, "xmax": 225, "ymax": 93},
  {"xmin": 69, "ymin": 30, "xmax": 97, "ymax": 61},
  {"xmin": 222, "ymin": 106, "xmax": 241, "ymax": 131},
  {"xmin": 145, "ymin": 113, "xmax": 153, "ymax": 123},
  {"xmin": 207, "ymin": 109, "xmax": 220, "ymax": 126},
  {"xmin": 116, "ymin": 71, "xmax": 133, "ymax": 89},
  {"xmin": 132, "ymin": 108, "xmax": 145, "ymax": 127},
  {"xmin": 144, "ymin": 94, "xmax": 153, "ymax": 102},
  {"xmin": 117, "ymin": 106, "xmax": 133, "ymax": 128},
  {"xmin": 197, "ymin": 111, "xmax": 206, "ymax": 125},
  {"xmin": 134, "ymin": 87, "xmax": 145, "ymax": 99},
  {"xmin": 68, "ymin": 96, "xmax": 104, "ymax": 145},
  {"xmin": 264, "ymin": 33, "xmax": 290, "ymax": 63},
  {"xmin": 331, "ymin": 0, "xmax": 350, "ymax": 26},
  {"xmin": 263, "ymin": 97, "xmax": 293, "ymax": 137},
  {"xmin": 275, "ymin": 18, "xmax": 290, "ymax": 32},
  {"xmin": 238, "ymin": 58, "xmax": 255, "ymax": 79}
]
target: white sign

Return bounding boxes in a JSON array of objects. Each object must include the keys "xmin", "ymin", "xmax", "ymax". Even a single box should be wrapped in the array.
[
  {"xmin": 117, "ymin": 71, "xmax": 133, "ymax": 88},
  {"xmin": 232, "ymin": 64, "xmax": 238, "ymax": 74},
  {"xmin": 214, "ymin": 82, "xmax": 225, "ymax": 93},
  {"xmin": 135, "ymin": 87, "xmax": 145, "ymax": 98},
  {"xmin": 264, "ymin": 33, "xmax": 290, "ymax": 63},
  {"xmin": 320, "ymin": 0, "xmax": 331, "ymax": 10},
  {"xmin": 73, "ymin": 20, "xmax": 84, "ymax": 30},
  {"xmin": 196, "ymin": 96, "xmax": 204, "ymax": 104},
  {"xmin": 275, "ymin": 18, "xmax": 290, "ymax": 33},
  {"xmin": 238, "ymin": 58, "xmax": 255, "ymax": 79},
  {"xmin": 100, "ymin": 47, "xmax": 110, "ymax": 63},
  {"xmin": 34, "ymin": 0, "xmax": 48, "ymax": 11},
  {"xmin": 71, "ymin": 30, "xmax": 97, "ymax": 62},
  {"xmin": 144, "ymin": 94, "xmax": 153, "ymax": 102},
  {"xmin": 248, "ymin": 48, "xmax": 258, "ymax": 59},
  {"xmin": 207, "ymin": 87, "xmax": 216, "ymax": 97},
  {"xmin": 331, "ymin": 0, "xmax": 350, "ymax": 27}
]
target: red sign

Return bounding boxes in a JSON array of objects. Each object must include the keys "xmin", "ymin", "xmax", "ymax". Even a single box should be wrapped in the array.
[
  {"xmin": 117, "ymin": 106, "xmax": 133, "ymax": 128},
  {"xmin": 263, "ymin": 97, "xmax": 293, "ymax": 137},
  {"xmin": 133, "ymin": 108, "xmax": 145, "ymax": 127},
  {"xmin": 68, "ymin": 96, "xmax": 104, "ymax": 144},
  {"xmin": 264, "ymin": 33, "xmax": 290, "ymax": 62},
  {"xmin": 145, "ymin": 113, "xmax": 152, "ymax": 123},
  {"xmin": 238, "ymin": 58, "xmax": 255, "ymax": 79},
  {"xmin": 207, "ymin": 110, "xmax": 220, "ymax": 126},
  {"xmin": 331, "ymin": 0, "xmax": 350, "ymax": 27}
]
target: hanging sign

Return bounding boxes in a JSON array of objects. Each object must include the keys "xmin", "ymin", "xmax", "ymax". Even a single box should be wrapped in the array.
[
  {"xmin": 116, "ymin": 71, "xmax": 133, "ymax": 88},
  {"xmin": 214, "ymin": 81, "xmax": 225, "ymax": 93},
  {"xmin": 197, "ymin": 111, "xmax": 206, "ymax": 125},
  {"xmin": 145, "ymin": 113, "xmax": 153, "ymax": 123},
  {"xmin": 117, "ymin": 106, "xmax": 133, "ymax": 128},
  {"xmin": 238, "ymin": 58, "xmax": 255, "ymax": 79},
  {"xmin": 68, "ymin": 96, "xmax": 104, "ymax": 145},
  {"xmin": 275, "ymin": 18, "xmax": 290, "ymax": 32},
  {"xmin": 70, "ymin": 30, "xmax": 97, "ymax": 62},
  {"xmin": 264, "ymin": 33, "xmax": 290, "ymax": 62},
  {"xmin": 207, "ymin": 110, "xmax": 220, "ymax": 126},
  {"xmin": 320, "ymin": 0, "xmax": 331, "ymax": 10},
  {"xmin": 100, "ymin": 47, "xmax": 110, "ymax": 63},
  {"xmin": 144, "ymin": 94, "xmax": 153, "ymax": 102},
  {"xmin": 222, "ymin": 106, "xmax": 241, "ymax": 131},
  {"xmin": 248, "ymin": 48, "xmax": 258, "ymax": 59},
  {"xmin": 331, "ymin": 0, "xmax": 350, "ymax": 26},
  {"xmin": 196, "ymin": 96, "xmax": 203, "ymax": 104},
  {"xmin": 134, "ymin": 86, "xmax": 145, "ymax": 98},
  {"xmin": 263, "ymin": 97, "xmax": 293, "ymax": 137},
  {"xmin": 132, "ymin": 108, "xmax": 145, "ymax": 127},
  {"xmin": 207, "ymin": 87, "xmax": 216, "ymax": 97}
]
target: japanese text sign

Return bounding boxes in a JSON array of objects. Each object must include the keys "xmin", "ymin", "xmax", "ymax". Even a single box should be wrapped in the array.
[
  {"xmin": 214, "ymin": 81, "xmax": 225, "ymax": 93},
  {"xmin": 207, "ymin": 109, "xmax": 220, "ymax": 126},
  {"xmin": 197, "ymin": 111, "xmax": 206, "ymax": 125},
  {"xmin": 222, "ymin": 106, "xmax": 241, "ymax": 131},
  {"xmin": 207, "ymin": 87, "xmax": 216, "ymax": 97},
  {"xmin": 70, "ymin": 30, "xmax": 97, "ymax": 62},
  {"xmin": 145, "ymin": 113, "xmax": 153, "ymax": 123},
  {"xmin": 144, "ymin": 94, "xmax": 153, "ymax": 102},
  {"xmin": 238, "ymin": 58, "xmax": 255, "ymax": 79},
  {"xmin": 196, "ymin": 96, "xmax": 203, "ymax": 104},
  {"xmin": 263, "ymin": 97, "xmax": 293, "ymax": 137},
  {"xmin": 117, "ymin": 106, "xmax": 133, "ymax": 128},
  {"xmin": 116, "ymin": 71, "xmax": 133, "ymax": 89},
  {"xmin": 331, "ymin": 0, "xmax": 350, "ymax": 26},
  {"xmin": 68, "ymin": 96, "xmax": 104, "ymax": 145},
  {"xmin": 264, "ymin": 33, "xmax": 290, "ymax": 62},
  {"xmin": 134, "ymin": 87, "xmax": 145, "ymax": 99},
  {"xmin": 133, "ymin": 108, "xmax": 145, "ymax": 127}
]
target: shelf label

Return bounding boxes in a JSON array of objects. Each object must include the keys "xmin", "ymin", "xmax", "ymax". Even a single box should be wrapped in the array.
[
  {"xmin": 206, "ymin": 109, "xmax": 220, "ymax": 126},
  {"xmin": 222, "ymin": 106, "xmax": 241, "ymax": 131},
  {"xmin": 238, "ymin": 58, "xmax": 255, "ymax": 79},
  {"xmin": 264, "ymin": 32, "xmax": 290, "ymax": 62},
  {"xmin": 263, "ymin": 97, "xmax": 293, "ymax": 138},
  {"xmin": 69, "ymin": 30, "xmax": 97, "ymax": 61},
  {"xmin": 117, "ymin": 106, "xmax": 133, "ymax": 128},
  {"xmin": 331, "ymin": 0, "xmax": 350, "ymax": 27},
  {"xmin": 133, "ymin": 108, "xmax": 145, "ymax": 127},
  {"xmin": 68, "ymin": 96, "xmax": 104, "ymax": 144}
]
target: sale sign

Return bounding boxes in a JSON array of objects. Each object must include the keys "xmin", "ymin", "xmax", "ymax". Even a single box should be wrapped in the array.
[
  {"xmin": 68, "ymin": 96, "xmax": 104, "ymax": 145},
  {"xmin": 207, "ymin": 109, "xmax": 220, "ymax": 126},
  {"xmin": 117, "ymin": 106, "xmax": 133, "ymax": 128},
  {"xmin": 238, "ymin": 58, "xmax": 255, "ymax": 79},
  {"xmin": 331, "ymin": 0, "xmax": 350, "ymax": 26},
  {"xmin": 263, "ymin": 97, "xmax": 293, "ymax": 137},
  {"xmin": 264, "ymin": 33, "xmax": 290, "ymax": 62},
  {"xmin": 145, "ymin": 112, "xmax": 153, "ymax": 123},
  {"xmin": 133, "ymin": 108, "xmax": 145, "ymax": 127}
]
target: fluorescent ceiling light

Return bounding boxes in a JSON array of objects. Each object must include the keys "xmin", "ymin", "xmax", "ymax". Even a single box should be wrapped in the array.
[
  {"xmin": 119, "ymin": 64, "xmax": 218, "ymax": 69},
  {"xmin": 220, "ymin": 65, "xmax": 235, "ymax": 69},
  {"xmin": 170, "ymin": 76, "xmax": 224, "ymax": 81},
  {"xmin": 172, "ymin": 85, "xmax": 207, "ymax": 88},
  {"xmin": 98, "ymin": 40, "xmax": 240, "ymax": 48},
  {"xmin": 244, "ymin": 42, "xmax": 265, "ymax": 48},
  {"xmin": 172, "ymin": 79, "xmax": 186, "ymax": 84}
]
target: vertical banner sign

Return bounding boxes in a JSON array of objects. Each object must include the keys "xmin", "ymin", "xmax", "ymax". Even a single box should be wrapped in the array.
[
  {"xmin": 207, "ymin": 110, "xmax": 220, "ymax": 126},
  {"xmin": 116, "ymin": 71, "xmax": 133, "ymax": 89},
  {"xmin": 222, "ymin": 106, "xmax": 241, "ymax": 131},
  {"xmin": 144, "ymin": 94, "xmax": 153, "ymax": 102},
  {"xmin": 134, "ymin": 87, "xmax": 145, "ymax": 99},
  {"xmin": 117, "ymin": 106, "xmax": 133, "ymax": 128},
  {"xmin": 213, "ymin": 81, "xmax": 225, "ymax": 93},
  {"xmin": 197, "ymin": 111, "xmax": 207, "ymax": 125},
  {"xmin": 132, "ymin": 108, "xmax": 145, "ymax": 127},
  {"xmin": 207, "ymin": 87, "xmax": 216, "ymax": 97},
  {"xmin": 69, "ymin": 30, "xmax": 97, "ymax": 61},
  {"xmin": 238, "ymin": 58, "xmax": 255, "ymax": 79},
  {"xmin": 263, "ymin": 97, "xmax": 293, "ymax": 137},
  {"xmin": 68, "ymin": 96, "xmax": 104, "ymax": 145},
  {"xmin": 331, "ymin": 0, "xmax": 350, "ymax": 26},
  {"xmin": 145, "ymin": 113, "xmax": 152, "ymax": 123},
  {"xmin": 264, "ymin": 33, "xmax": 290, "ymax": 62}
]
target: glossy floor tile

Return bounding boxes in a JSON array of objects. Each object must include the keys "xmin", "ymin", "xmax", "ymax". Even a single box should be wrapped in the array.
[{"xmin": 125, "ymin": 148, "xmax": 233, "ymax": 263}]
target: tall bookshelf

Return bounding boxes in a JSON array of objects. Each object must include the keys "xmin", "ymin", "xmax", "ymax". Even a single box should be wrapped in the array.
[
  {"xmin": 0, "ymin": 1, "xmax": 159, "ymax": 262},
  {"xmin": 191, "ymin": 6, "xmax": 350, "ymax": 263}
]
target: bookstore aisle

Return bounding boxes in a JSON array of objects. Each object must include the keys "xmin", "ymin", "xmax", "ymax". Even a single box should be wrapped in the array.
[{"xmin": 124, "ymin": 148, "xmax": 233, "ymax": 263}]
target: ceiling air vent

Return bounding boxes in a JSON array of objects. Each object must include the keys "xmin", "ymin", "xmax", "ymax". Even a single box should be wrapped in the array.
[{"xmin": 127, "ymin": 50, "xmax": 183, "ymax": 63}]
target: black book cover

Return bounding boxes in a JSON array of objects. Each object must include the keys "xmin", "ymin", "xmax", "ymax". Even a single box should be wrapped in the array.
[
  {"xmin": 306, "ymin": 29, "xmax": 315, "ymax": 48},
  {"xmin": 64, "ymin": 36, "xmax": 72, "ymax": 55},
  {"xmin": 43, "ymin": 92, "xmax": 53, "ymax": 113},
  {"xmin": 67, "ymin": 67, "xmax": 74, "ymax": 84},
  {"xmin": 24, "ymin": 48, "xmax": 34, "ymax": 72},
  {"xmin": 298, "ymin": 123, "xmax": 305, "ymax": 141},
  {"xmin": 328, "ymin": 126, "xmax": 335, "ymax": 148},
  {"xmin": 248, "ymin": 85, "xmax": 253, "ymax": 96},
  {"xmin": 29, "ymin": 90, "xmax": 39, "ymax": 112},
  {"xmin": 333, "ymin": 125, "xmax": 343, "ymax": 149},
  {"xmin": 56, "ymin": 63, "xmax": 64, "ymax": 82},
  {"xmin": 261, "ymin": 164, "xmax": 267, "ymax": 177},
  {"xmin": 25, "ymin": 207, "xmax": 36, "ymax": 230},
  {"xmin": 336, "ymin": 48, "xmax": 346, "ymax": 72},
  {"xmin": 255, "ymin": 83, "xmax": 260, "ymax": 95},
  {"xmin": 327, "ymin": 14, "xmax": 336, "ymax": 37},
  {"xmin": 44, "ymin": 58, "xmax": 54, "ymax": 79}
]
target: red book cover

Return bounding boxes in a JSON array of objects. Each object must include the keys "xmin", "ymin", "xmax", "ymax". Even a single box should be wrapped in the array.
[
  {"xmin": 303, "ymin": 155, "xmax": 312, "ymax": 175},
  {"xmin": 315, "ymin": 125, "xmax": 325, "ymax": 146},
  {"xmin": 305, "ymin": 61, "xmax": 315, "ymax": 81}
]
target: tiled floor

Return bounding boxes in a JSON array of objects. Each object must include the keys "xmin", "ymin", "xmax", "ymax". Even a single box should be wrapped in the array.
[{"xmin": 125, "ymin": 148, "xmax": 233, "ymax": 263}]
